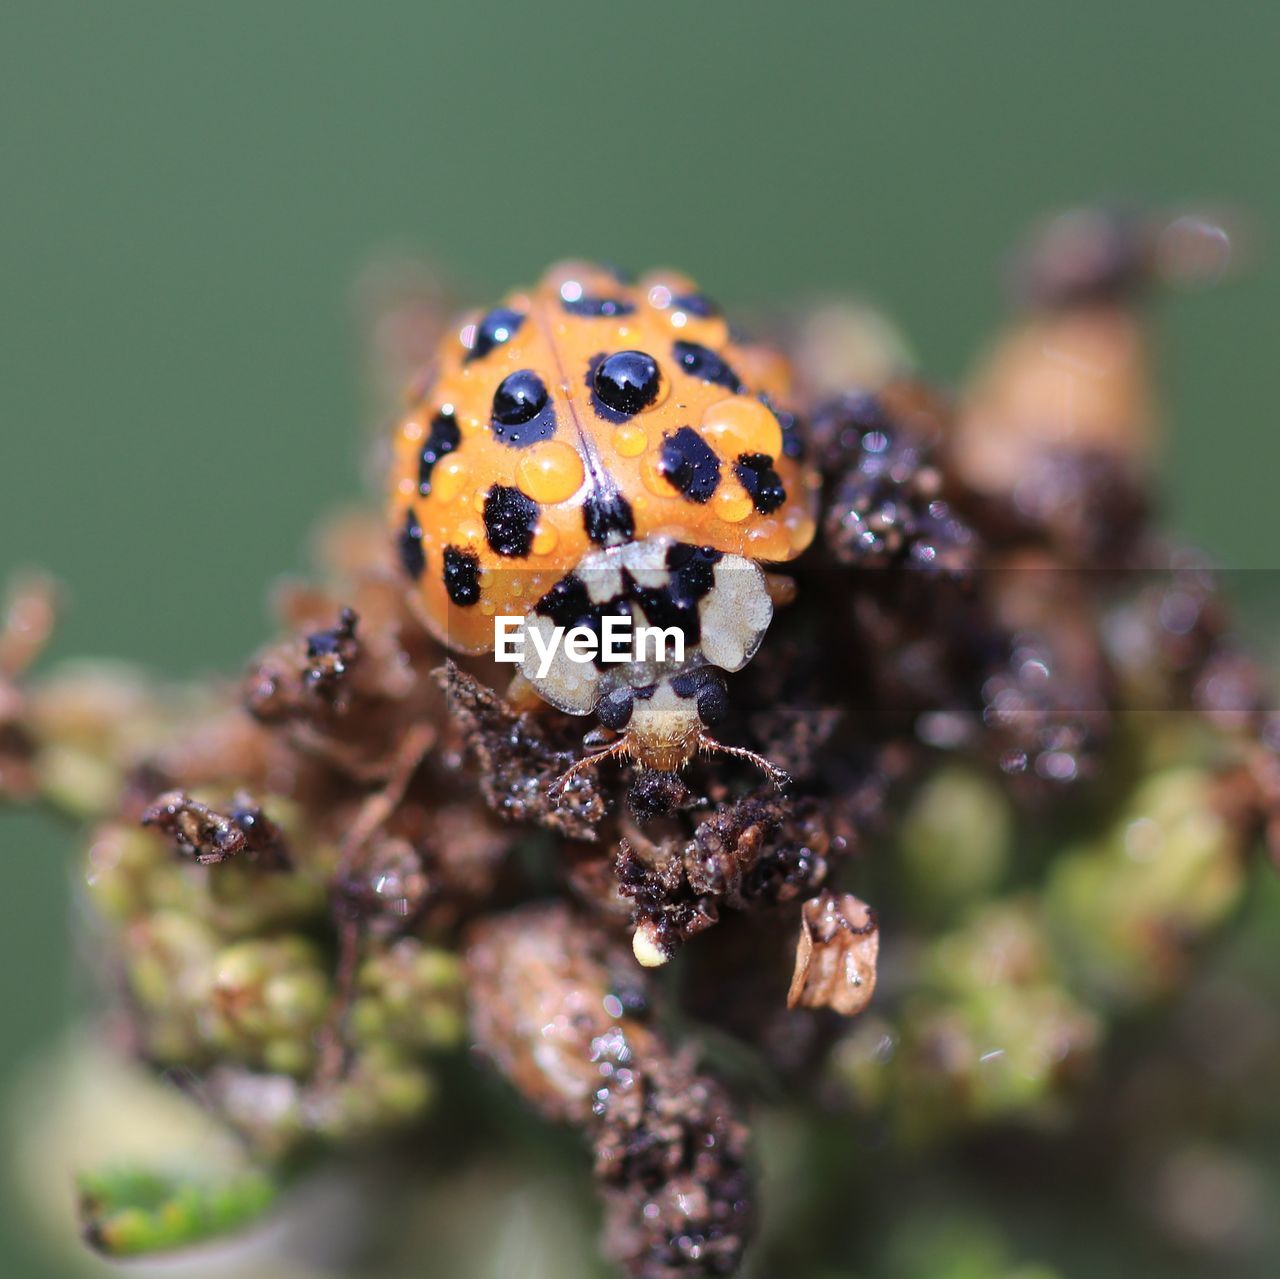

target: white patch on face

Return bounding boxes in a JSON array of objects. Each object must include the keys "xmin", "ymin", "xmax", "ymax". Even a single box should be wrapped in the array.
[
  {"xmin": 698, "ymin": 554, "xmax": 773, "ymax": 671},
  {"xmin": 615, "ymin": 537, "xmax": 671, "ymax": 590},
  {"xmin": 578, "ymin": 558, "xmax": 624, "ymax": 605}
]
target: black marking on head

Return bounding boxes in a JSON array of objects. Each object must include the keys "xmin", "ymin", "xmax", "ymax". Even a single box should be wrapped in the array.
[
  {"xmin": 760, "ymin": 393, "xmax": 807, "ymax": 460},
  {"xmin": 397, "ymin": 507, "xmax": 426, "ymax": 580},
  {"xmin": 629, "ymin": 573, "xmax": 700, "ymax": 644},
  {"xmin": 625, "ymin": 545, "xmax": 718, "ymax": 650},
  {"xmin": 734, "ymin": 453, "xmax": 787, "ymax": 514},
  {"xmin": 659, "ymin": 427, "xmax": 721, "ymax": 503},
  {"xmin": 535, "ymin": 574, "xmax": 593, "ymax": 629},
  {"xmin": 588, "ymin": 350, "xmax": 661, "ymax": 423},
  {"xmin": 535, "ymin": 573, "xmax": 634, "ymax": 668},
  {"xmin": 583, "ymin": 488, "xmax": 636, "ymax": 546},
  {"xmin": 672, "ymin": 340, "xmax": 742, "ymax": 393},
  {"xmin": 491, "ymin": 370, "xmax": 556, "ymax": 447},
  {"xmin": 465, "ymin": 307, "xmax": 524, "ymax": 363},
  {"xmin": 442, "ymin": 546, "xmax": 481, "ymax": 606},
  {"xmin": 418, "ymin": 408, "xmax": 461, "ymax": 495},
  {"xmin": 596, "ymin": 686, "xmax": 635, "ymax": 730},
  {"xmin": 483, "ymin": 484, "xmax": 539, "ymax": 558},
  {"xmin": 672, "ymin": 292, "xmax": 719, "ymax": 318},
  {"xmin": 563, "ymin": 295, "xmax": 635, "ymax": 319}
]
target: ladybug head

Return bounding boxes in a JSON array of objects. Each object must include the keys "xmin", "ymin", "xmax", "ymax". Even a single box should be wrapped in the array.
[{"xmin": 547, "ymin": 664, "xmax": 789, "ymax": 836}]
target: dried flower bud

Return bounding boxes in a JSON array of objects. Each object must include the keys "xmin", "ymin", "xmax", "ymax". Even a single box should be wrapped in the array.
[
  {"xmin": 787, "ymin": 891, "xmax": 879, "ymax": 1015},
  {"xmin": 141, "ymin": 790, "xmax": 289, "ymax": 868}
]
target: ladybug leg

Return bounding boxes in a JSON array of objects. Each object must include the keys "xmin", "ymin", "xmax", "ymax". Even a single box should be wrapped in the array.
[
  {"xmin": 696, "ymin": 732, "xmax": 792, "ymax": 793},
  {"xmin": 763, "ymin": 571, "xmax": 798, "ymax": 609},
  {"xmin": 503, "ymin": 670, "xmax": 546, "ymax": 715}
]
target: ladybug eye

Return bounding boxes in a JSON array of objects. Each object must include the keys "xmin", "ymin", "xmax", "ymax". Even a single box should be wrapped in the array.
[
  {"xmin": 596, "ymin": 686, "xmax": 635, "ymax": 731},
  {"xmin": 695, "ymin": 672, "xmax": 730, "ymax": 726},
  {"xmin": 592, "ymin": 350, "xmax": 661, "ymax": 417}
]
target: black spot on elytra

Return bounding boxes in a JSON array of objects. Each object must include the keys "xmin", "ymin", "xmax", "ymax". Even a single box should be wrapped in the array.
[
  {"xmin": 760, "ymin": 393, "xmax": 807, "ymax": 460},
  {"xmin": 442, "ymin": 546, "xmax": 481, "ymax": 606},
  {"xmin": 583, "ymin": 488, "xmax": 635, "ymax": 546},
  {"xmin": 563, "ymin": 295, "xmax": 635, "ymax": 318},
  {"xmin": 483, "ymin": 484, "xmax": 540, "ymax": 558},
  {"xmin": 672, "ymin": 292, "xmax": 719, "ymax": 318},
  {"xmin": 672, "ymin": 340, "xmax": 742, "ymax": 393},
  {"xmin": 588, "ymin": 350, "xmax": 661, "ymax": 423},
  {"xmin": 418, "ymin": 409, "xmax": 461, "ymax": 495},
  {"xmin": 397, "ymin": 507, "xmax": 426, "ymax": 580},
  {"xmin": 491, "ymin": 370, "xmax": 556, "ymax": 447},
  {"xmin": 734, "ymin": 453, "xmax": 787, "ymax": 514},
  {"xmin": 465, "ymin": 307, "xmax": 524, "ymax": 363},
  {"xmin": 659, "ymin": 427, "xmax": 721, "ymax": 503}
]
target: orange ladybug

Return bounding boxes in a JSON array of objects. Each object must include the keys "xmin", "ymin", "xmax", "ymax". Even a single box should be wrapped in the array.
[{"xmin": 388, "ymin": 262, "xmax": 819, "ymax": 797}]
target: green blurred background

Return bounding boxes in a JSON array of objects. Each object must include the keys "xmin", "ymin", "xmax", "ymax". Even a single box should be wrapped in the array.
[{"xmin": 2, "ymin": 3, "xmax": 1278, "ymax": 1275}]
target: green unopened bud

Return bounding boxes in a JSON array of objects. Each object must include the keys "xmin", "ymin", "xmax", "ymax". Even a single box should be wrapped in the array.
[
  {"xmin": 84, "ymin": 823, "xmax": 181, "ymax": 924},
  {"xmin": 899, "ymin": 766, "xmax": 1014, "ymax": 918},
  {"xmin": 1046, "ymin": 766, "xmax": 1246, "ymax": 1004},
  {"xmin": 308, "ymin": 1043, "xmax": 434, "ymax": 1142},
  {"xmin": 833, "ymin": 899, "xmax": 1099, "ymax": 1142},
  {"xmin": 351, "ymin": 938, "xmax": 465, "ymax": 1053},
  {"xmin": 200, "ymin": 851, "xmax": 330, "ymax": 936},
  {"xmin": 205, "ymin": 937, "xmax": 330, "ymax": 1075},
  {"xmin": 123, "ymin": 911, "xmax": 219, "ymax": 1065},
  {"xmin": 37, "ymin": 745, "xmax": 122, "ymax": 820}
]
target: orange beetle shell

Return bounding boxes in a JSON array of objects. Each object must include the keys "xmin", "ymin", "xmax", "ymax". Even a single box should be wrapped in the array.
[{"xmin": 388, "ymin": 262, "xmax": 819, "ymax": 654}]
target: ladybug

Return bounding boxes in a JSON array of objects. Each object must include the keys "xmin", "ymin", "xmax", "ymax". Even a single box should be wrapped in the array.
[{"xmin": 388, "ymin": 261, "xmax": 819, "ymax": 794}]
